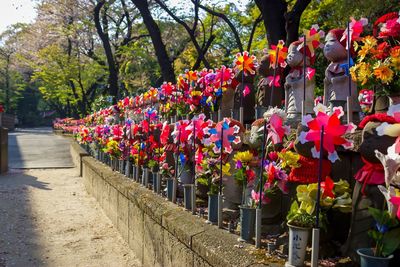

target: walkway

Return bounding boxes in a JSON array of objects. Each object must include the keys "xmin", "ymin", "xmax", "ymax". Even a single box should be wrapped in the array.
[{"xmin": 1, "ymin": 128, "xmax": 139, "ymax": 267}]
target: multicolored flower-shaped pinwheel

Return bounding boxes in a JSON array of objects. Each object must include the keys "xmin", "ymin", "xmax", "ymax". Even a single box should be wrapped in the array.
[
  {"xmin": 266, "ymin": 40, "xmax": 288, "ymax": 69},
  {"xmin": 233, "ymin": 51, "xmax": 258, "ymax": 75},
  {"xmin": 299, "ymin": 104, "xmax": 356, "ymax": 163},
  {"xmin": 203, "ymin": 118, "xmax": 241, "ymax": 154},
  {"xmin": 298, "ymin": 24, "xmax": 325, "ymax": 57}
]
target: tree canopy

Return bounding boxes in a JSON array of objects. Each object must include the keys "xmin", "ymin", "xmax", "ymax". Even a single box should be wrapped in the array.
[{"xmin": 0, "ymin": 0, "xmax": 398, "ymax": 122}]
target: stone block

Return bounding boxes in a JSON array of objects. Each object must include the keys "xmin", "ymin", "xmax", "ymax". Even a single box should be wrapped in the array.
[
  {"xmin": 108, "ymin": 185, "xmax": 118, "ymax": 226},
  {"xmin": 193, "ymin": 255, "xmax": 212, "ymax": 267},
  {"xmin": 128, "ymin": 201, "xmax": 144, "ymax": 264},
  {"xmin": 117, "ymin": 193, "xmax": 129, "ymax": 241},
  {"xmin": 163, "ymin": 230, "xmax": 193, "ymax": 267},
  {"xmin": 191, "ymin": 226, "xmax": 257, "ymax": 267},
  {"xmin": 162, "ymin": 209, "xmax": 206, "ymax": 248},
  {"xmin": 143, "ymin": 214, "xmax": 163, "ymax": 267}
]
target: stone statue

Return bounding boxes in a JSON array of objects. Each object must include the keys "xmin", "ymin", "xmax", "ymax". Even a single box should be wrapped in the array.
[
  {"xmin": 285, "ymin": 40, "xmax": 315, "ymax": 121},
  {"xmin": 323, "ymin": 29, "xmax": 360, "ymax": 115}
]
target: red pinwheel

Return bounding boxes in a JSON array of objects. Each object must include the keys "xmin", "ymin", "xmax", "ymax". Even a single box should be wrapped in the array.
[
  {"xmin": 341, "ymin": 17, "xmax": 368, "ymax": 49},
  {"xmin": 299, "ymin": 104, "xmax": 356, "ymax": 163},
  {"xmin": 203, "ymin": 118, "xmax": 241, "ymax": 154},
  {"xmin": 160, "ymin": 121, "xmax": 170, "ymax": 144}
]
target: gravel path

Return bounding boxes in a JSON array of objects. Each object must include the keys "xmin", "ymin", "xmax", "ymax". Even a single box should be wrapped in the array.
[{"xmin": 0, "ymin": 168, "xmax": 140, "ymax": 267}]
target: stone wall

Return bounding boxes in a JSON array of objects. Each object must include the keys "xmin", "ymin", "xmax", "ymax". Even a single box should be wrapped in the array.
[
  {"xmin": 71, "ymin": 143, "xmax": 283, "ymax": 267},
  {"xmin": 1, "ymin": 114, "xmax": 15, "ymax": 131}
]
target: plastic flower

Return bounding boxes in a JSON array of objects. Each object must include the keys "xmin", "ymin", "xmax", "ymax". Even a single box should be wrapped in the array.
[
  {"xmin": 251, "ymin": 190, "xmax": 270, "ymax": 205},
  {"xmin": 299, "ymin": 104, "xmax": 356, "ymax": 163},
  {"xmin": 266, "ymin": 40, "xmax": 288, "ymax": 69},
  {"xmin": 373, "ymin": 63, "xmax": 394, "ymax": 83},
  {"xmin": 233, "ymin": 51, "xmax": 258, "ymax": 75},
  {"xmin": 278, "ymin": 151, "xmax": 301, "ymax": 169},
  {"xmin": 233, "ymin": 150, "xmax": 253, "ymax": 164},
  {"xmin": 185, "ymin": 70, "xmax": 198, "ymax": 82}
]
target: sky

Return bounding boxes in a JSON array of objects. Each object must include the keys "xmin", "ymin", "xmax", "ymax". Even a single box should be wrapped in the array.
[
  {"xmin": 0, "ymin": 0, "xmax": 36, "ymax": 34},
  {"xmin": 0, "ymin": 0, "xmax": 249, "ymax": 34}
]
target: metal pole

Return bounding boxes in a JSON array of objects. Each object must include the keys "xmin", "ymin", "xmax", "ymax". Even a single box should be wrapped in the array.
[{"xmin": 218, "ymin": 125, "xmax": 224, "ymax": 228}]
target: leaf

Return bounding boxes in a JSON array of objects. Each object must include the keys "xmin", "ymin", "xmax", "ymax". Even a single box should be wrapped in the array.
[{"xmin": 382, "ymin": 227, "xmax": 400, "ymax": 257}]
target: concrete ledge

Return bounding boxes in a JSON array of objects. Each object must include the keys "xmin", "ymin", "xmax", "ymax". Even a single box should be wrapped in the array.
[
  {"xmin": 74, "ymin": 143, "xmax": 280, "ymax": 267},
  {"xmin": 70, "ymin": 141, "xmax": 90, "ymax": 176}
]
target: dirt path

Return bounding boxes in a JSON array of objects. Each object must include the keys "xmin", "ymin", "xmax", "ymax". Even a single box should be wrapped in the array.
[{"xmin": 0, "ymin": 168, "xmax": 140, "ymax": 267}]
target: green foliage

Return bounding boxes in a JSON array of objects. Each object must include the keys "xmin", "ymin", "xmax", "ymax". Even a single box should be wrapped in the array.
[
  {"xmin": 286, "ymin": 201, "xmax": 316, "ymax": 228},
  {"xmin": 368, "ymin": 207, "xmax": 400, "ymax": 257}
]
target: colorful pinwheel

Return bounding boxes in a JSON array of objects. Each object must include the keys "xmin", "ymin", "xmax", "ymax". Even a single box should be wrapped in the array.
[
  {"xmin": 203, "ymin": 118, "xmax": 241, "ymax": 154},
  {"xmin": 341, "ymin": 17, "xmax": 368, "ymax": 49},
  {"xmin": 266, "ymin": 40, "xmax": 288, "ymax": 69},
  {"xmin": 299, "ymin": 104, "xmax": 356, "ymax": 163},
  {"xmin": 298, "ymin": 24, "xmax": 325, "ymax": 57},
  {"xmin": 233, "ymin": 51, "xmax": 258, "ymax": 75}
]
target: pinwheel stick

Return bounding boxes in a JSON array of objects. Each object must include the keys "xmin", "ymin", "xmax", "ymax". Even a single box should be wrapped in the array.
[
  {"xmin": 269, "ymin": 47, "xmax": 280, "ymax": 107},
  {"xmin": 255, "ymin": 119, "xmax": 267, "ymax": 248},
  {"xmin": 218, "ymin": 125, "xmax": 225, "ymax": 228},
  {"xmin": 172, "ymin": 129, "xmax": 181, "ymax": 204},
  {"xmin": 219, "ymin": 125, "xmax": 224, "ymax": 194},
  {"xmin": 302, "ymin": 35, "xmax": 307, "ymax": 116},
  {"xmin": 311, "ymin": 125, "xmax": 324, "ymax": 267},
  {"xmin": 258, "ymin": 119, "xmax": 267, "ymax": 209},
  {"xmin": 240, "ymin": 62, "xmax": 244, "ymax": 124},
  {"xmin": 219, "ymin": 66, "xmax": 224, "ymax": 121},
  {"xmin": 346, "ymin": 22, "xmax": 353, "ymax": 124}
]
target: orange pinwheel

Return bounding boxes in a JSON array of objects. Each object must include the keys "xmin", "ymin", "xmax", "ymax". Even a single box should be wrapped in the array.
[
  {"xmin": 266, "ymin": 40, "xmax": 288, "ymax": 69},
  {"xmin": 233, "ymin": 51, "xmax": 258, "ymax": 75}
]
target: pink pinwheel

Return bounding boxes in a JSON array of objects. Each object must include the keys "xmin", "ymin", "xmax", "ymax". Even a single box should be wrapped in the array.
[
  {"xmin": 266, "ymin": 75, "xmax": 281, "ymax": 87},
  {"xmin": 341, "ymin": 17, "xmax": 368, "ymax": 49},
  {"xmin": 267, "ymin": 113, "xmax": 290, "ymax": 144},
  {"xmin": 298, "ymin": 24, "xmax": 325, "ymax": 57},
  {"xmin": 243, "ymin": 85, "xmax": 251, "ymax": 97},
  {"xmin": 111, "ymin": 125, "xmax": 123, "ymax": 141},
  {"xmin": 172, "ymin": 120, "xmax": 191, "ymax": 145},
  {"xmin": 186, "ymin": 114, "xmax": 212, "ymax": 142},
  {"xmin": 266, "ymin": 40, "xmax": 288, "ymax": 69},
  {"xmin": 299, "ymin": 104, "xmax": 356, "ymax": 163},
  {"xmin": 233, "ymin": 51, "xmax": 258, "ymax": 75},
  {"xmin": 204, "ymin": 118, "xmax": 241, "ymax": 154},
  {"xmin": 305, "ymin": 67, "xmax": 316, "ymax": 80}
]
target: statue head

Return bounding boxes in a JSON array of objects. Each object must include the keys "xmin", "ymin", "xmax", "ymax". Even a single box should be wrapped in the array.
[
  {"xmin": 323, "ymin": 29, "xmax": 348, "ymax": 62},
  {"xmin": 287, "ymin": 40, "xmax": 314, "ymax": 67}
]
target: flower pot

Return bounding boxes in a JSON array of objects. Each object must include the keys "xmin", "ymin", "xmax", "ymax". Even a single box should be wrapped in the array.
[
  {"xmin": 132, "ymin": 165, "xmax": 137, "ymax": 180},
  {"xmin": 142, "ymin": 168, "xmax": 149, "ymax": 187},
  {"xmin": 207, "ymin": 194, "xmax": 218, "ymax": 224},
  {"xmin": 125, "ymin": 160, "xmax": 131, "ymax": 177},
  {"xmin": 239, "ymin": 206, "xmax": 256, "ymax": 242},
  {"xmin": 166, "ymin": 179, "xmax": 174, "ymax": 201},
  {"xmin": 357, "ymin": 248, "xmax": 393, "ymax": 267},
  {"xmin": 153, "ymin": 172, "xmax": 161, "ymax": 193},
  {"xmin": 183, "ymin": 184, "xmax": 194, "ymax": 210},
  {"xmin": 286, "ymin": 223, "xmax": 310, "ymax": 267}
]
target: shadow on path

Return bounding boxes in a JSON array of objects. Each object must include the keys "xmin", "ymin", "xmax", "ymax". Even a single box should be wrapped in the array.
[{"xmin": 0, "ymin": 170, "xmax": 51, "ymax": 267}]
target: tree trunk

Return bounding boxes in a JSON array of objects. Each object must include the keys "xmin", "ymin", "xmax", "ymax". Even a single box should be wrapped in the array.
[
  {"xmin": 93, "ymin": 0, "xmax": 119, "ymax": 101},
  {"xmin": 131, "ymin": 0, "xmax": 176, "ymax": 84},
  {"xmin": 255, "ymin": 0, "xmax": 287, "ymax": 46}
]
